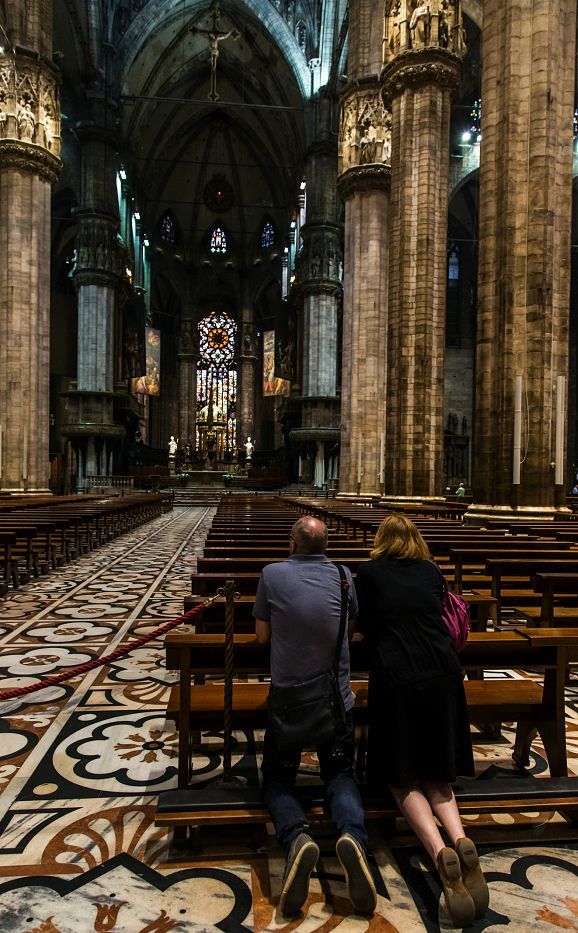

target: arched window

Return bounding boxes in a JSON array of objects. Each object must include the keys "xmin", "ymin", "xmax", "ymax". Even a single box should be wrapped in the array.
[
  {"xmin": 160, "ymin": 213, "xmax": 176, "ymax": 245},
  {"xmin": 446, "ymin": 243, "xmax": 460, "ymax": 347},
  {"xmin": 196, "ymin": 311, "xmax": 237, "ymax": 452},
  {"xmin": 448, "ymin": 246, "xmax": 459, "ymax": 283},
  {"xmin": 296, "ymin": 20, "xmax": 307, "ymax": 52},
  {"xmin": 210, "ymin": 226, "xmax": 227, "ymax": 254},
  {"xmin": 261, "ymin": 221, "xmax": 275, "ymax": 249}
]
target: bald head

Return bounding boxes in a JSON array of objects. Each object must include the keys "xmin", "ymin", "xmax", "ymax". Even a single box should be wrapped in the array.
[{"xmin": 290, "ymin": 516, "xmax": 328, "ymax": 555}]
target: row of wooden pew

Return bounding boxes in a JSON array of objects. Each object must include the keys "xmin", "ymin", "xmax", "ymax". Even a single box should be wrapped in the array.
[
  {"xmin": 0, "ymin": 491, "xmax": 173, "ymax": 593},
  {"xmin": 156, "ymin": 495, "xmax": 578, "ymax": 839}
]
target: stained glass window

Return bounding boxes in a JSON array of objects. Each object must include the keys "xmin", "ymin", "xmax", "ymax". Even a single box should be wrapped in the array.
[
  {"xmin": 261, "ymin": 222, "xmax": 275, "ymax": 249},
  {"xmin": 160, "ymin": 213, "xmax": 176, "ymax": 245},
  {"xmin": 210, "ymin": 226, "xmax": 227, "ymax": 254},
  {"xmin": 196, "ymin": 311, "xmax": 237, "ymax": 452},
  {"xmin": 448, "ymin": 245, "xmax": 459, "ymax": 283}
]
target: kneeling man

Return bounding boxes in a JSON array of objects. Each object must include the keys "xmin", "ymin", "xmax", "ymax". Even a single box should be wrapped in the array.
[{"xmin": 254, "ymin": 516, "xmax": 376, "ymax": 917}]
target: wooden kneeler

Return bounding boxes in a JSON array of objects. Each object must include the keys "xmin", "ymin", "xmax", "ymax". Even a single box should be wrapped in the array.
[{"xmin": 159, "ymin": 579, "xmax": 265, "ymax": 848}]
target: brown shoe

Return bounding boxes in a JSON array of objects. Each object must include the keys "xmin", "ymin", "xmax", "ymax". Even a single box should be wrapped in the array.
[
  {"xmin": 437, "ymin": 846, "xmax": 475, "ymax": 928},
  {"xmin": 455, "ymin": 837, "xmax": 489, "ymax": 918}
]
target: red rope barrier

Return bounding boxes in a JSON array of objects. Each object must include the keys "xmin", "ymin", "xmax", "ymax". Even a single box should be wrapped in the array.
[{"xmin": 0, "ymin": 601, "xmax": 207, "ymax": 703}]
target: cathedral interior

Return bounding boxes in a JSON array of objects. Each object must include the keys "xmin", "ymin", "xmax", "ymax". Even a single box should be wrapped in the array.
[
  {"xmin": 1, "ymin": 0, "xmax": 578, "ymax": 930},
  {"xmin": 1, "ymin": 0, "xmax": 573, "ymax": 515}
]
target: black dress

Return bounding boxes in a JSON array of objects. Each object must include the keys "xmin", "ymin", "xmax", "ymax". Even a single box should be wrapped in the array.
[{"xmin": 355, "ymin": 557, "xmax": 474, "ymax": 787}]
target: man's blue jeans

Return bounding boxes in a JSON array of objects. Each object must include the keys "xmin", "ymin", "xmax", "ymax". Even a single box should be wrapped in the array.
[{"xmin": 261, "ymin": 711, "xmax": 368, "ymax": 852}]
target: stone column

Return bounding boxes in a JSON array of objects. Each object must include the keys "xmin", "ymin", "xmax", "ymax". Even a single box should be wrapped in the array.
[
  {"xmin": 337, "ymin": 81, "xmax": 391, "ymax": 496},
  {"xmin": 63, "ymin": 122, "xmax": 123, "ymax": 484},
  {"xmin": 177, "ymin": 319, "xmax": 198, "ymax": 447},
  {"xmin": 0, "ymin": 43, "xmax": 61, "ymax": 491},
  {"xmin": 296, "ymin": 135, "xmax": 342, "ymax": 485},
  {"xmin": 382, "ymin": 1, "xmax": 465, "ymax": 498},
  {"xmin": 469, "ymin": 0, "xmax": 576, "ymax": 521}
]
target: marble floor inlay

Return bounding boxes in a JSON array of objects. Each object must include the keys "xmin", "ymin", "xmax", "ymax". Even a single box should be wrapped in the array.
[{"xmin": 0, "ymin": 506, "xmax": 577, "ymax": 931}]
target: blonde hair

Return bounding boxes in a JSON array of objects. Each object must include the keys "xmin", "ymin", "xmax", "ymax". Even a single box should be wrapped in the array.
[{"xmin": 370, "ymin": 513, "xmax": 431, "ymax": 561}]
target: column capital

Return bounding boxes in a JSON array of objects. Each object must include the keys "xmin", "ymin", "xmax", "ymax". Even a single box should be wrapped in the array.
[
  {"xmin": 381, "ymin": 48, "xmax": 462, "ymax": 104},
  {"xmin": 0, "ymin": 53, "xmax": 61, "ymax": 164},
  {"xmin": 73, "ymin": 212, "xmax": 122, "ymax": 282},
  {"xmin": 295, "ymin": 225, "xmax": 342, "ymax": 288},
  {"xmin": 339, "ymin": 81, "xmax": 391, "ymax": 176},
  {"xmin": 337, "ymin": 163, "xmax": 391, "ymax": 199},
  {"xmin": 0, "ymin": 139, "xmax": 61, "ymax": 183},
  {"xmin": 74, "ymin": 270, "xmax": 120, "ymax": 289}
]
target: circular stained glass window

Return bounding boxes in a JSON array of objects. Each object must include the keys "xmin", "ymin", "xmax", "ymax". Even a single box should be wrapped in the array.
[{"xmin": 199, "ymin": 311, "xmax": 236, "ymax": 366}]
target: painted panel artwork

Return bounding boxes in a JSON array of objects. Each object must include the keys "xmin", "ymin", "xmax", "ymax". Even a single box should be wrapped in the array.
[
  {"xmin": 263, "ymin": 330, "xmax": 290, "ymax": 396},
  {"xmin": 130, "ymin": 328, "xmax": 161, "ymax": 396}
]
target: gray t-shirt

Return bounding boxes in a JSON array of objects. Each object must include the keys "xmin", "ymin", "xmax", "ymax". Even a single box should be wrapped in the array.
[{"xmin": 253, "ymin": 554, "xmax": 358, "ymax": 710}]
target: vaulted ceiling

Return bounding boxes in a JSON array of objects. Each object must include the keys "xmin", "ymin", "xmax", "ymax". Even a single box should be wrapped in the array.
[{"xmin": 53, "ymin": 0, "xmax": 483, "ymax": 267}]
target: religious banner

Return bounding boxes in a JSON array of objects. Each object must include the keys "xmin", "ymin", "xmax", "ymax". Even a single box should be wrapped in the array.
[
  {"xmin": 263, "ymin": 330, "xmax": 290, "ymax": 396},
  {"xmin": 274, "ymin": 298, "xmax": 297, "ymax": 382},
  {"xmin": 130, "ymin": 328, "xmax": 161, "ymax": 396},
  {"xmin": 122, "ymin": 293, "xmax": 146, "ymax": 379}
]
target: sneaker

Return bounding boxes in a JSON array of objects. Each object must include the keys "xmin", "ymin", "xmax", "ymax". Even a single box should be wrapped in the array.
[
  {"xmin": 336, "ymin": 833, "xmax": 377, "ymax": 915},
  {"xmin": 437, "ymin": 846, "xmax": 475, "ymax": 928},
  {"xmin": 455, "ymin": 837, "xmax": 490, "ymax": 918},
  {"xmin": 279, "ymin": 832, "xmax": 320, "ymax": 917}
]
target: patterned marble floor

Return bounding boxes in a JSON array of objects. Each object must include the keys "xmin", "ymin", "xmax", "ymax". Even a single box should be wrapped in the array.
[{"xmin": 0, "ymin": 506, "xmax": 577, "ymax": 932}]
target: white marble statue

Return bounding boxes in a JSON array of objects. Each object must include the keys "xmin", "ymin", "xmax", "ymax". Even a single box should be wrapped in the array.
[
  {"xmin": 244, "ymin": 436, "xmax": 254, "ymax": 459},
  {"xmin": 168, "ymin": 435, "xmax": 178, "ymax": 456}
]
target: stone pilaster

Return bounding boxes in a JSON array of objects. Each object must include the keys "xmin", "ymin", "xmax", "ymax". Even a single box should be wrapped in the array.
[
  {"xmin": 382, "ymin": 37, "xmax": 463, "ymax": 496},
  {"xmin": 0, "ymin": 48, "xmax": 61, "ymax": 491},
  {"xmin": 63, "ymin": 123, "xmax": 123, "ymax": 484},
  {"xmin": 177, "ymin": 319, "xmax": 198, "ymax": 447},
  {"xmin": 469, "ymin": 0, "xmax": 576, "ymax": 521},
  {"xmin": 337, "ymin": 81, "xmax": 391, "ymax": 496}
]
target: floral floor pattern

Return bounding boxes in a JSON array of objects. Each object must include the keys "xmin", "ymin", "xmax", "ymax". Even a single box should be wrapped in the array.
[{"xmin": 0, "ymin": 506, "xmax": 577, "ymax": 931}]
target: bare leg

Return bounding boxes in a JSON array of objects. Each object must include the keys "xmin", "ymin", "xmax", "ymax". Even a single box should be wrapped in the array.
[
  {"xmin": 421, "ymin": 780, "xmax": 466, "ymax": 847},
  {"xmin": 389, "ymin": 783, "xmax": 446, "ymax": 863}
]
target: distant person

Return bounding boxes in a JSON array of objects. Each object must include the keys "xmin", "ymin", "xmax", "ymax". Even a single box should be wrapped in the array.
[
  {"xmin": 355, "ymin": 514, "xmax": 488, "ymax": 928},
  {"xmin": 571, "ymin": 484, "xmax": 578, "ymax": 495},
  {"xmin": 254, "ymin": 516, "xmax": 376, "ymax": 918},
  {"xmin": 455, "ymin": 482, "xmax": 466, "ymax": 497}
]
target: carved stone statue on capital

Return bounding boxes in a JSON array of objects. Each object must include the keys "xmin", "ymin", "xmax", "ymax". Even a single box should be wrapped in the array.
[
  {"xmin": 0, "ymin": 107, "xmax": 5, "ymax": 138},
  {"xmin": 17, "ymin": 100, "xmax": 35, "ymax": 141},
  {"xmin": 359, "ymin": 122, "xmax": 377, "ymax": 165},
  {"xmin": 410, "ymin": 3, "xmax": 433, "ymax": 48},
  {"xmin": 385, "ymin": 0, "xmax": 465, "ymax": 58}
]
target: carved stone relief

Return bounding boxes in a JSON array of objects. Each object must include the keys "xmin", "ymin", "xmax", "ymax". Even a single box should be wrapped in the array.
[
  {"xmin": 384, "ymin": 0, "xmax": 466, "ymax": 63},
  {"xmin": 303, "ymin": 229, "xmax": 342, "ymax": 283},
  {"xmin": 339, "ymin": 88, "xmax": 392, "ymax": 174},
  {"xmin": 0, "ymin": 59, "xmax": 61, "ymax": 158},
  {"xmin": 75, "ymin": 217, "xmax": 121, "ymax": 278}
]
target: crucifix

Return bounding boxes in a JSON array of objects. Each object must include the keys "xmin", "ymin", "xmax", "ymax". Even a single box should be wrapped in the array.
[{"xmin": 190, "ymin": 5, "xmax": 240, "ymax": 102}]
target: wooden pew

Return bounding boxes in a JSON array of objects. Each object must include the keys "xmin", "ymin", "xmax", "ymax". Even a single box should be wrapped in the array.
[
  {"xmin": 184, "ymin": 591, "xmax": 497, "ymax": 634},
  {"xmin": 484, "ymin": 557, "xmax": 578, "ymax": 620},
  {"xmin": 531, "ymin": 573, "xmax": 578, "ymax": 627},
  {"xmin": 450, "ymin": 542, "xmax": 575, "ymax": 594},
  {"xmin": 156, "ymin": 629, "xmax": 578, "ymax": 833}
]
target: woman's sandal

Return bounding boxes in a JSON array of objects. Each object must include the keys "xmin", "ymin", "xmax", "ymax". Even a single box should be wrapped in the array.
[
  {"xmin": 437, "ymin": 846, "xmax": 476, "ymax": 928},
  {"xmin": 455, "ymin": 837, "xmax": 490, "ymax": 918}
]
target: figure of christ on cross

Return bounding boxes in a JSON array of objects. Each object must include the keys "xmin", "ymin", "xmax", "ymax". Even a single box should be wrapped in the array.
[{"xmin": 190, "ymin": 5, "xmax": 241, "ymax": 102}]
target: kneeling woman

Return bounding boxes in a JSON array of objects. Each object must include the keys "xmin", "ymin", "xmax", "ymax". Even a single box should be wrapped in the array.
[{"xmin": 355, "ymin": 514, "xmax": 488, "ymax": 928}]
